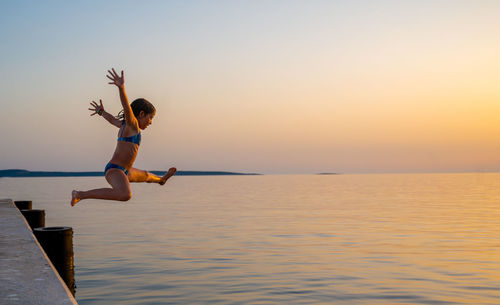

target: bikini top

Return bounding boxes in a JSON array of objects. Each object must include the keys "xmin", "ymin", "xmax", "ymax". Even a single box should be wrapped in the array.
[{"xmin": 118, "ymin": 122, "xmax": 141, "ymax": 146}]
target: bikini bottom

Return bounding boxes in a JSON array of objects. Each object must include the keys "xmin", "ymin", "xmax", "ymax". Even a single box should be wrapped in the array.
[{"xmin": 105, "ymin": 162, "xmax": 129, "ymax": 175}]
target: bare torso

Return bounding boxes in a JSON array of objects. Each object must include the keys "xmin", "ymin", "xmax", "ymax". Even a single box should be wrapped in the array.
[{"xmin": 108, "ymin": 123, "xmax": 140, "ymax": 170}]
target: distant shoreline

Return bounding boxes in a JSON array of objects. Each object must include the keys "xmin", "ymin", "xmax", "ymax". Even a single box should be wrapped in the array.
[{"xmin": 0, "ymin": 169, "xmax": 261, "ymax": 177}]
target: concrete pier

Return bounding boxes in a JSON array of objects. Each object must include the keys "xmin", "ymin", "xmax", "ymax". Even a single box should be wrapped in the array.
[{"xmin": 0, "ymin": 198, "xmax": 78, "ymax": 305}]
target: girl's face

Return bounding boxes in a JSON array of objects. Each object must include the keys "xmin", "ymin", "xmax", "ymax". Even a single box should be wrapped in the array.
[{"xmin": 138, "ymin": 111, "xmax": 155, "ymax": 130}]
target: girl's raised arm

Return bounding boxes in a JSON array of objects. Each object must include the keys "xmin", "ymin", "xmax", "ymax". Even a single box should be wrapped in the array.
[
  {"xmin": 107, "ymin": 68, "xmax": 137, "ymax": 127},
  {"xmin": 89, "ymin": 99, "xmax": 122, "ymax": 127}
]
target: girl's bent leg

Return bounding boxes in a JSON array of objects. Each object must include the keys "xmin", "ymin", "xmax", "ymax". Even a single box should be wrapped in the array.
[
  {"xmin": 128, "ymin": 167, "xmax": 177, "ymax": 185},
  {"xmin": 71, "ymin": 169, "xmax": 132, "ymax": 206}
]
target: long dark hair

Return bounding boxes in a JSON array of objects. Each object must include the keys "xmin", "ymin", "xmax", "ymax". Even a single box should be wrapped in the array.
[{"xmin": 116, "ymin": 98, "xmax": 156, "ymax": 121}]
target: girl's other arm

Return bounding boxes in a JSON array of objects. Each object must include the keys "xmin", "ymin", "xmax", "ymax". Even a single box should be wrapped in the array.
[
  {"xmin": 107, "ymin": 68, "xmax": 137, "ymax": 127},
  {"xmin": 89, "ymin": 99, "xmax": 121, "ymax": 127}
]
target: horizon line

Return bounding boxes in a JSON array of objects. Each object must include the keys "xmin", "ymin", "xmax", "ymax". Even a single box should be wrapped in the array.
[{"xmin": 1, "ymin": 168, "xmax": 499, "ymax": 176}]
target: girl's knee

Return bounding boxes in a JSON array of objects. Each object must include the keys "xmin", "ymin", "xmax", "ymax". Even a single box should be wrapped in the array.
[{"xmin": 118, "ymin": 191, "xmax": 132, "ymax": 201}]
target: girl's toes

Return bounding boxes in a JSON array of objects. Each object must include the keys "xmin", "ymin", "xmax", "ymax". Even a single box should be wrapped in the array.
[{"xmin": 71, "ymin": 191, "xmax": 80, "ymax": 206}]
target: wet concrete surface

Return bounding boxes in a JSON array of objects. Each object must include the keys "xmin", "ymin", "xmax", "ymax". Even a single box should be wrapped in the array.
[{"xmin": 0, "ymin": 198, "xmax": 77, "ymax": 305}]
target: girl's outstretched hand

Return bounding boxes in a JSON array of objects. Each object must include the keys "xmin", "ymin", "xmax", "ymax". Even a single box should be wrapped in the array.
[
  {"xmin": 107, "ymin": 68, "xmax": 124, "ymax": 87},
  {"xmin": 89, "ymin": 99, "xmax": 104, "ymax": 116}
]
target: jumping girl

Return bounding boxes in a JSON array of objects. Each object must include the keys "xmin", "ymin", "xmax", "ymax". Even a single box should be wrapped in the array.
[{"xmin": 71, "ymin": 68, "xmax": 176, "ymax": 206}]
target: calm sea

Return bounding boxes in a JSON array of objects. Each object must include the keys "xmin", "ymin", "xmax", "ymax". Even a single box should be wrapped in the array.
[{"xmin": 1, "ymin": 174, "xmax": 500, "ymax": 305}]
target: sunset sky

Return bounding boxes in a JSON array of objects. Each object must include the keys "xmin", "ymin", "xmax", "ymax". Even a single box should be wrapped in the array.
[{"xmin": 1, "ymin": 1, "xmax": 500, "ymax": 174}]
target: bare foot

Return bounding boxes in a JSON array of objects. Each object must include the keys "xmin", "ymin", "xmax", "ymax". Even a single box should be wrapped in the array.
[
  {"xmin": 160, "ymin": 167, "xmax": 177, "ymax": 185},
  {"xmin": 71, "ymin": 190, "xmax": 81, "ymax": 207}
]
